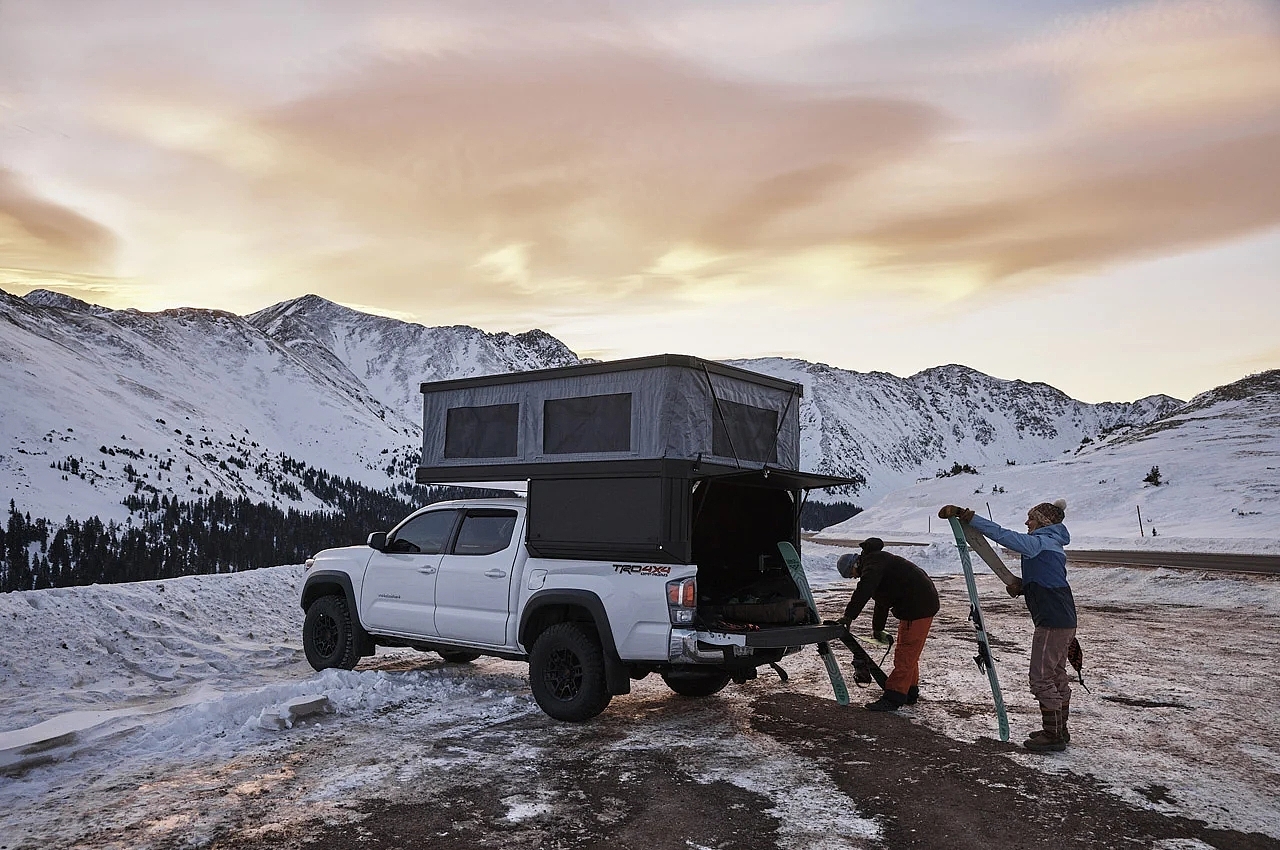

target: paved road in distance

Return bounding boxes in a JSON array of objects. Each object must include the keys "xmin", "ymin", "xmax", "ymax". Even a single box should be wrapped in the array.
[
  {"xmin": 1068, "ymin": 550, "xmax": 1280, "ymax": 575},
  {"xmin": 806, "ymin": 535, "xmax": 1280, "ymax": 575}
]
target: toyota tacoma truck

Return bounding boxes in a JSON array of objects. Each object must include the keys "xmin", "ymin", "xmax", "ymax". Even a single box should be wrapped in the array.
[{"xmin": 300, "ymin": 354, "xmax": 856, "ymax": 721}]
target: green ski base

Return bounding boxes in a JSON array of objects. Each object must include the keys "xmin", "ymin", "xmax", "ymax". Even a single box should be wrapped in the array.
[
  {"xmin": 948, "ymin": 518, "xmax": 1011, "ymax": 741},
  {"xmin": 777, "ymin": 542, "xmax": 850, "ymax": 706}
]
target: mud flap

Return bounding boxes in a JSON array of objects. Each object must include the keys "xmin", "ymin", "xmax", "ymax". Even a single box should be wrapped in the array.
[{"xmin": 605, "ymin": 654, "xmax": 632, "ymax": 695}]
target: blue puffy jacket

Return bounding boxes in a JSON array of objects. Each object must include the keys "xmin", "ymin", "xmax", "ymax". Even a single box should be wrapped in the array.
[{"xmin": 968, "ymin": 515, "xmax": 1077, "ymax": 629}]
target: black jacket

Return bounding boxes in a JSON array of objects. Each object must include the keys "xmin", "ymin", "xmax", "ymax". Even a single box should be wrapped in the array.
[{"xmin": 843, "ymin": 550, "xmax": 940, "ymax": 634}]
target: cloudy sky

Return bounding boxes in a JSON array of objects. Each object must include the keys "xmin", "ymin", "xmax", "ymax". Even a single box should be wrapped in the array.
[{"xmin": 1, "ymin": 0, "xmax": 1277, "ymax": 402}]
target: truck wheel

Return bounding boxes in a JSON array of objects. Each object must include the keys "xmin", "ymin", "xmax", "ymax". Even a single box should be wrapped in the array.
[
  {"xmin": 303, "ymin": 594, "xmax": 363, "ymax": 671},
  {"xmin": 661, "ymin": 671, "xmax": 731, "ymax": 698},
  {"xmin": 439, "ymin": 650, "xmax": 481, "ymax": 663},
  {"xmin": 529, "ymin": 622, "xmax": 612, "ymax": 722}
]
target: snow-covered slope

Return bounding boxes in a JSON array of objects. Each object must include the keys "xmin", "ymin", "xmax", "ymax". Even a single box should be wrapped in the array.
[
  {"xmin": 0, "ymin": 289, "xmax": 415, "ymax": 521},
  {"xmin": 732, "ymin": 358, "xmax": 1182, "ymax": 503},
  {"xmin": 816, "ymin": 368, "xmax": 1280, "ymax": 543}
]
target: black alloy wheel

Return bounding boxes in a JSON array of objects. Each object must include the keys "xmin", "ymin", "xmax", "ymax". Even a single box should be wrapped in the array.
[
  {"xmin": 528, "ymin": 622, "xmax": 612, "ymax": 722},
  {"xmin": 543, "ymin": 646, "xmax": 584, "ymax": 700},
  {"xmin": 303, "ymin": 594, "xmax": 363, "ymax": 671},
  {"xmin": 312, "ymin": 611, "xmax": 339, "ymax": 657}
]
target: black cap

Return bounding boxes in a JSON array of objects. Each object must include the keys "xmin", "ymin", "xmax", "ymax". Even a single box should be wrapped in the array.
[{"xmin": 860, "ymin": 537, "xmax": 884, "ymax": 553}]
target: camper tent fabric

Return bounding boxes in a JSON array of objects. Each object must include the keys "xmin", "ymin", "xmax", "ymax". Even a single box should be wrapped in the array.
[{"xmin": 419, "ymin": 357, "xmax": 802, "ymax": 473}]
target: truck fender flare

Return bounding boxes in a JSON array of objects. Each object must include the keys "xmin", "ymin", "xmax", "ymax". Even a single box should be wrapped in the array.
[
  {"xmin": 301, "ymin": 570, "xmax": 370, "ymax": 635},
  {"xmin": 520, "ymin": 589, "xmax": 630, "ymax": 696}
]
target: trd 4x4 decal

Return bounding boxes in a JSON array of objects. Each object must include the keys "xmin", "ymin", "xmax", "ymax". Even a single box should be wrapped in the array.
[{"xmin": 612, "ymin": 564, "xmax": 672, "ymax": 576}]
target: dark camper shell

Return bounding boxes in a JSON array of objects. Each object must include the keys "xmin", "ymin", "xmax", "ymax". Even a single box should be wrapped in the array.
[{"xmin": 415, "ymin": 355, "xmax": 856, "ymax": 576}]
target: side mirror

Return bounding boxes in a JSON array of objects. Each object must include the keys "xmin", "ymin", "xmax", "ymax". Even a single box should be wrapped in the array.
[{"xmin": 367, "ymin": 531, "xmax": 388, "ymax": 552}]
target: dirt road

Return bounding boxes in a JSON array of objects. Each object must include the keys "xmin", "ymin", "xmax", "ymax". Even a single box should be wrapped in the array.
[{"xmin": 211, "ymin": 574, "xmax": 1280, "ymax": 850}]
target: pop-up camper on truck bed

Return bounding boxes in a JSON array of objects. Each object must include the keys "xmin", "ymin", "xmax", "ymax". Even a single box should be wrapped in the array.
[
  {"xmin": 299, "ymin": 354, "xmax": 859, "ymax": 721},
  {"xmin": 415, "ymin": 352, "xmax": 854, "ymax": 580}
]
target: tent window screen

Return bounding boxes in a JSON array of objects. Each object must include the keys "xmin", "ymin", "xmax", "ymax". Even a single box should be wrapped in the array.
[
  {"xmin": 543, "ymin": 393, "xmax": 632, "ymax": 455},
  {"xmin": 712, "ymin": 399, "xmax": 779, "ymax": 463},
  {"xmin": 444, "ymin": 403, "xmax": 519, "ymax": 458}
]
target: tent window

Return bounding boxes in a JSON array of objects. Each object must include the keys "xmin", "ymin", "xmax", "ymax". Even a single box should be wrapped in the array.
[
  {"xmin": 543, "ymin": 393, "xmax": 632, "ymax": 454},
  {"xmin": 712, "ymin": 399, "xmax": 778, "ymax": 463},
  {"xmin": 444, "ymin": 403, "xmax": 519, "ymax": 458}
]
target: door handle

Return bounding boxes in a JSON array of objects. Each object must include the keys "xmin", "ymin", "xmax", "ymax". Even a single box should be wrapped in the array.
[
  {"xmin": 484, "ymin": 569, "xmax": 508, "ymax": 578},
  {"xmin": 418, "ymin": 566, "xmax": 437, "ymax": 575}
]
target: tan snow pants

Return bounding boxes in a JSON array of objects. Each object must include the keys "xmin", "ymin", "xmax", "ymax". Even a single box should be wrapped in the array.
[{"xmin": 1029, "ymin": 626, "xmax": 1076, "ymax": 710}]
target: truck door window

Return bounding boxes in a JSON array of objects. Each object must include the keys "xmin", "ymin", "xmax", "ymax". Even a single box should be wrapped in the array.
[
  {"xmin": 452, "ymin": 510, "xmax": 518, "ymax": 556},
  {"xmin": 390, "ymin": 510, "xmax": 460, "ymax": 554}
]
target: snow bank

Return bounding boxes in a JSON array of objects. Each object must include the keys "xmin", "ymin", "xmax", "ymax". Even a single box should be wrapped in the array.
[{"xmin": 0, "ymin": 565, "xmax": 308, "ymax": 734}]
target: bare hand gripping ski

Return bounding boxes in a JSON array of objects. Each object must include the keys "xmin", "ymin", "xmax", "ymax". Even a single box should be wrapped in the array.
[
  {"xmin": 777, "ymin": 542, "xmax": 850, "ymax": 706},
  {"xmin": 947, "ymin": 518, "xmax": 1010, "ymax": 741}
]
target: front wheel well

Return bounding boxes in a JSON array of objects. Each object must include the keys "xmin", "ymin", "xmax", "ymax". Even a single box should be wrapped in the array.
[{"xmin": 302, "ymin": 580, "xmax": 347, "ymax": 611}]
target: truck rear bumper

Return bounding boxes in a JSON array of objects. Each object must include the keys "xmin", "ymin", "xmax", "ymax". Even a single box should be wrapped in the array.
[{"xmin": 669, "ymin": 623, "xmax": 844, "ymax": 663}]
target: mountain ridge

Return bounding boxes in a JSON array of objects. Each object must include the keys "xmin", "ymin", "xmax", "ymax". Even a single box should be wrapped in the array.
[{"xmin": 4, "ymin": 286, "xmax": 1274, "ymax": 542}]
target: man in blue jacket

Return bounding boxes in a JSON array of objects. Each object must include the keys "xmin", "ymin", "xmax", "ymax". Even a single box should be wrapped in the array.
[{"xmin": 939, "ymin": 499, "xmax": 1076, "ymax": 752}]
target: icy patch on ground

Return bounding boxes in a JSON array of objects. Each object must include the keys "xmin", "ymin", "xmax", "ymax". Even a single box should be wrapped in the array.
[{"xmin": 612, "ymin": 715, "xmax": 883, "ymax": 847}]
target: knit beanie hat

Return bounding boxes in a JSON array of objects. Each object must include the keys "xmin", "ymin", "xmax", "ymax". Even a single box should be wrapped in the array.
[
  {"xmin": 860, "ymin": 537, "xmax": 885, "ymax": 553},
  {"xmin": 1029, "ymin": 499, "xmax": 1067, "ymax": 526}
]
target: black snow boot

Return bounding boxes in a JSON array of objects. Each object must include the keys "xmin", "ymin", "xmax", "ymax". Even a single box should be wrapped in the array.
[
  {"xmin": 905, "ymin": 685, "xmax": 920, "ymax": 705},
  {"xmin": 1030, "ymin": 698, "xmax": 1070, "ymax": 744},
  {"xmin": 1024, "ymin": 707, "xmax": 1067, "ymax": 752},
  {"xmin": 865, "ymin": 690, "xmax": 908, "ymax": 712}
]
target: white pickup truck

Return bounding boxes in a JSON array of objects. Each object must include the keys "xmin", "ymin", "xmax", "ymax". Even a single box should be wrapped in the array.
[
  {"xmin": 302, "ymin": 355, "xmax": 855, "ymax": 721},
  {"xmin": 300, "ymin": 494, "xmax": 843, "ymax": 721}
]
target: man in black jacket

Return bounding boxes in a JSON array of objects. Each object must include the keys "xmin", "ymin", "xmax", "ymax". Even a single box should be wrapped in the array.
[{"xmin": 836, "ymin": 538, "xmax": 940, "ymax": 711}]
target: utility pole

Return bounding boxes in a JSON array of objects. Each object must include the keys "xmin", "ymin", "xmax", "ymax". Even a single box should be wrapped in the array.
[{"xmin": 1136, "ymin": 505, "xmax": 1145, "ymax": 537}]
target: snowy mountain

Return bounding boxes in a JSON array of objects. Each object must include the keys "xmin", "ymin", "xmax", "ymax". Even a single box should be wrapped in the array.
[
  {"xmin": 730, "ymin": 358, "xmax": 1182, "ymax": 502},
  {"xmin": 816, "ymin": 367, "xmax": 1280, "ymax": 543},
  {"xmin": 246, "ymin": 294, "xmax": 581, "ymax": 428},
  {"xmin": 5, "ymin": 285, "xmax": 1271, "ymax": 547}
]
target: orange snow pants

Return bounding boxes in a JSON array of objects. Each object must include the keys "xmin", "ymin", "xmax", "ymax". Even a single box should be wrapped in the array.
[{"xmin": 884, "ymin": 617, "xmax": 933, "ymax": 697}]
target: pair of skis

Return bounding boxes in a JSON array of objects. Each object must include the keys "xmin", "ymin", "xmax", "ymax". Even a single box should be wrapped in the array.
[
  {"xmin": 777, "ymin": 542, "xmax": 889, "ymax": 705},
  {"xmin": 948, "ymin": 517, "xmax": 1011, "ymax": 742}
]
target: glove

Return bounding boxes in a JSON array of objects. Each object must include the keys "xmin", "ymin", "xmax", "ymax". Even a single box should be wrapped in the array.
[
  {"xmin": 938, "ymin": 505, "xmax": 975, "ymax": 523},
  {"xmin": 835, "ymin": 616, "xmax": 852, "ymax": 629},
  {"xmin": 1006, "ymin": 577, "xmax": 1024, "ymax": 597}
]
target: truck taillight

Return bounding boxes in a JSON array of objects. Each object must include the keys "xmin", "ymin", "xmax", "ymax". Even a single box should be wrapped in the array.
[
  {"xmin": 666, "ymin": 577, "xmax": 695, "ymax": 607},
  {"xmin": 666, "ymin": 577, "xmax": 696, "ymax": 625}
]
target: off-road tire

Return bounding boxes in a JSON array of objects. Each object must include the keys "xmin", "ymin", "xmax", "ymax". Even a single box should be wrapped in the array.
[
  {"xmin": 303, "ymin": 594, "xmax": 364, "ymax": 671},
  {"xmin": 438, "ymin": 650, "xmax": 482, "ymax": 663},
  {"xmin": 528, "ymin": 622, "xmax": 612, "ymax": 721},
  {"xmin": 661, "ymin": 671, "xmax": 731, "ymax": 698}
]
